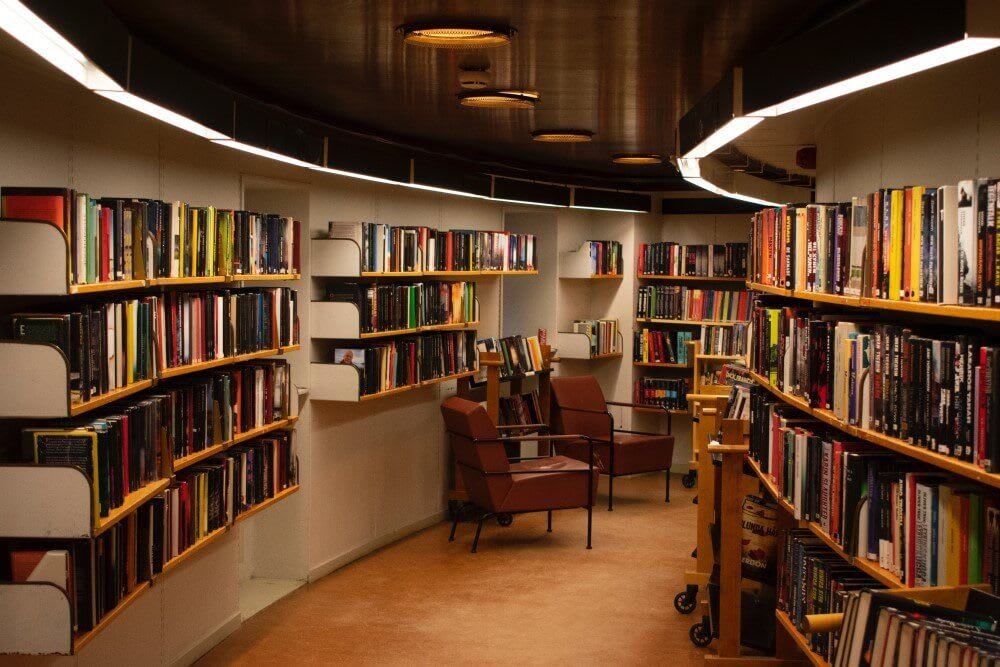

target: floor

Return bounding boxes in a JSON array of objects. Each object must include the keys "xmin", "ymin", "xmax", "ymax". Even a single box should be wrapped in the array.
[{"xmin": 199, "ymin": 473, "xmax": 709, "ymax": 665}]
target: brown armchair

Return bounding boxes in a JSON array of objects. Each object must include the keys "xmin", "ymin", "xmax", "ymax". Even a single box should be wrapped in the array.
[
  {"xmin": 549, "ymin": 375, "xmax": 675, "ymax": 511},
  {"xmin": 440, "ymin": 396, "xmax": 599, "ymax": 553}
]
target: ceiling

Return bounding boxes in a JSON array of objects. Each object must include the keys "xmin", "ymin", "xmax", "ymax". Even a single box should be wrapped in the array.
[{"xmin": 101, "ymin": 0, "xmax": 837, "ymax": 190}]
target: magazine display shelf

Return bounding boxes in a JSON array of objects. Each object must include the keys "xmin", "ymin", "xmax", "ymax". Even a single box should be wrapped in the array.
[
  {"xmin": 309, "ymin": 362, "xmax": 478, "ymax": 402},
  {"xmin": 554, "ymin": 330, "xmax": 623, "ymax": 360},
  {"xmin": 557, "ymin": 242, "xmax": 623, "ymax": 280},
  {"xmin": 310, "ymin": 299, "xmax": 480, "ymax": 340},
  {"xmin": 0, "ymin": 343, "xmax": 297, "ymax": 419},
  {"xmin": 312, "ymin": 237, "xmax": 538, "ymax": 279}
]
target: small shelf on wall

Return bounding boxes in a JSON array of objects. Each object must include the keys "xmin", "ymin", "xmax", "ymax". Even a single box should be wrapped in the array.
[
  {"xmin": 310, "ymin": 300, "xmax": 479, "ymax": 340},
  {"xmin": 558, "ymin": 242, "xmax": 622, "ymax": 280},
  {"xmin": 0, "ymin": 583, "xmax": 74, "ymax": 656},
  {"xmin": 637, "ymin": 273, "xmax": 747, "ymax": 284},
  {"xmin": 635, "ymin": 317, "xmax": 742, "ymax": 327},
  {"xmin": 310, "ymin": 363, "xmax": 477, "ymax": 402},
  {"xmin": 554, "ymin": 330, "xmax": 624, "ymax": 360},
  {"xmin": 633, "ymin": 361, "xmax": 691, "ymax": 369}
]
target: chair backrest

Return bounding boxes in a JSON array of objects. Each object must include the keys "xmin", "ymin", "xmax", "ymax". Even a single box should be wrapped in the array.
[
  {"xmin": 550, "ymin": 375, "xmax": 611, "ymax": 440},
  {"xmin": 440, "ymin": 397, "xmax": 512, "ymax": 510}
]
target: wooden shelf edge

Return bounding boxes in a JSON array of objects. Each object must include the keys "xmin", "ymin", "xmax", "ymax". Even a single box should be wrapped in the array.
[
  {"xmin": 73, "ymin": 581, "xmax": 151, "ymax": 652},
  {"xmin": 633, "ymin": 361, "xmax": 691, "ymax": 368},
  {"xmin": 775, "ymin": 609, "xmax": 830, "ymax": 667},
  {"xmin": 159, "ymin": 348, "xmax": 281, "ymax": 380},
  {"xmin": 747, "ymin": 370, "xmax": 1000, "ymax": 491},
  {"xmin": 69, "ymin": 279, "xmax": 147, "ymax": 294},
  {"xmin": 227, "ymin": 273, "xmax": 300, "ymax": 282},
  {"xmin": 234, "ymin": 485, "xmax": 300, "ymax": 524},
  {"xmin": 160, "ymin": 526, "xmax": 229, "ymax": 575},
  {"xmin": 150, "ymin": 275, "xmax": 227, "ymax": 286},
  {"xmin": 173, "ymin": 418, "xmax": 296, "ymax": 472},
  {"xmin": 638, "ymin": 274, "xmax": 747, "ymax": 283},
  {"xmin": 172, "ymin": 443, "xmax": 226, "ymax": 472},
  {"xmin": 94, "ymin": 478, "xmax": 172, "ymax": 537},
  {"xmin": 635, "ymin": 318, "xmax": 743, "ymax": 327},
  {"xmin": 70, "ymin": 379, "xmax": 155, "ymax": 416}
]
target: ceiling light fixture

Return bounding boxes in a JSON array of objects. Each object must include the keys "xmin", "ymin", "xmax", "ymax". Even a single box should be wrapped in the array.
[
  {"xmin": 458, "ymin": 90, "xmax": 538, "ymax": 109},
  {"xmin": 611, "ymin": 153, "xmax": 662, "ymax": 165},
  {"xmin": 458, "ymin": 66, "xmax": 491, "ymax": 90},
  {"xmin": 531, "ymin": 130, "xmax": 593, "ymax": 143},
  {"xmin": 397, "ymin": 23, "xmax": 515, "ymax": 49}
]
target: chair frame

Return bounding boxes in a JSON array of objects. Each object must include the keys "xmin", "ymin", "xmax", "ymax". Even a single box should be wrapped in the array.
[
  {"xmin": 554, "ymin": 400, "xmax": 674, "ymax": 511},
  {"xmin": 446, "ymin": 428, "xmax": 596, "ymax": 553}
]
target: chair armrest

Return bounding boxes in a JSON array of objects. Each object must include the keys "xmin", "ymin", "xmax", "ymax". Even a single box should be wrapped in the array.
[
  {"xmin": 606, "ymin": 400, "xmax": 643, "ymax": 409},
  {"xmin": 499, "ymin": 434, "xmax": 593, "ymax": 443},
  {"xmin": 496, "ymin": 423, "xmax": 549, "ymax": 431},
  {"xmin": 614, "ymin": 428, "xmax": 671, "ymax": 437}
]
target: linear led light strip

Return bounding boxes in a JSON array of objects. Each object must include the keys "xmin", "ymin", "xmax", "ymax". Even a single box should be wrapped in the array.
[
  {"xmin": 676, "ymin": 158, "xmax": 780, "ymax": 207},
  {"xmin": 0, "ymin": 1, "xmax": 646, "ymax": 213}
]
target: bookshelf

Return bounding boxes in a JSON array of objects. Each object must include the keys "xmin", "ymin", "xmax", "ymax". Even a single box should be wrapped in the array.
[
  {"xmin": 638, "ymin": 274, "xmax": 746, "ymax": 284},
  {"xmin": 554, "ymin": 329, "xmax": 623, "ymax": 361},
  {"xmin": 171, "ymin": 417, "xmax": 298, "ymax": 472},
  {"xmin": 309, "ymin": 363, "xmax": 478, "ymax": 402},
  {"xmin": 310, "ymin": 299, "xmax": 480, "ymax": 340},
  {"xmin": 558, "ymin": 241, "xmax": 623, "ymax": 280}
]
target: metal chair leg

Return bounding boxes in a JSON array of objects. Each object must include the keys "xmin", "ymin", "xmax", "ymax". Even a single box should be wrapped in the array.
[
  {"xmin": 471, "ymin": 513, "xmax": 495, "ymax": 553},
  {"xmin": 586, "ymin": 504, "xmax": 593, "ymax": 549},
  {"xmin": 665, "ymin": 469, "xmax": 671, "ymax": 503},
  {"xmin": 547, "ymin": 510, "xmax": 553, "ymax": 532},
  {"xmin": 607, "ymin": 475, "xmax": 614, "ymax": 511},
  {"xmin": 449, "ymin": 502, "xmax": 469, "ymax": 542}
]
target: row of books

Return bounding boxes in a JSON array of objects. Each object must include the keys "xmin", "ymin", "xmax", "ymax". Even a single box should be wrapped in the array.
[
  {"xmin": 633, "ymin": 329, "xmax": 694, "ymax": 364},
  {"xmin": 3, "ymin": 432, "xmax": 296, "ymax": 635},
  {"xmin": 638, "ymin": 241, "xmax": 748, "ymax": 277},
  {"xmin": 751, "ymin": 388, "xmax": 1000, "ymax": 591},
  {"xmin": 498, "ymin": 390, "xmax": 545, "ymax": 430},
  {"xmin": 8, "ymin": 298, "xmax": 157, "ymax": 402},
  {"xmin": 777, "ymin": 529, "xmax": 884, "ymax": 662},
  {"xmin": 334, "ymin": 331, "xmax": 477, "ymax": 395},
  {"xmin": 5, "ymin": 288, "xmax": 299, "ymax": 405},
  {"xmin": 633, "ymin": 377, "xmax": 688, "ymax": 411},
  {"xmin": 636, "ymin": 286, "xmax": 750, "ymax": 322},
  {"xmin": 700, "ymin": 322, "xmax": 749, "ymax": 357},
  {"xmin": 833, "ymin": 587, "xmax": 1000, "ymax": 667},
  {"xmin": 749, "ymin": 178, "xmax": 1000, "ymax": 306},
  {"xmin": 329, "ymin": 221, "xmax": 538, "ymax": 273},
  {"xmin": 584, "ymin": 240, "xmax": 623, "ymax": 276},
  {"xmin": 326, "ymin": 281, "xmax": 477, "ymax": 333},
  {"xmin": 476, "ymin": 335, "xmax": 546, "ymax": 380},
  {"xmin": 570, "ymin": 319, "xmax": 620, "ymax": 356},
  {"xmin": 0, "ymin": 186, "xmax": 300, "ymax": 285},
  {"xmin": 749, "ymin": 303, "xmax": 1000, "ymax": 469}
]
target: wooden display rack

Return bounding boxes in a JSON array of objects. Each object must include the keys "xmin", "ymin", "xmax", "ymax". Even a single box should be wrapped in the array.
[{"xmin": 447, "ymin": 345, "xmax": 555, "ymax": 503}]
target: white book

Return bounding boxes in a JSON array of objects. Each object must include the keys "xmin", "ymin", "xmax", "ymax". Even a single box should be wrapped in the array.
[
  {"xmin": 793, "ymin": 431, "xmax": 806, "ymax": 519},
  {"xmin": 955, "ymin": 180, "xmax": 976, "ymax": 304},
  {"xmin": 857, "ymin": 334, "xmax": 872, "ymax": 429},
  {"xmin": 794, "ymin": 208, "xmax": 808, "ymax": 291},
  {"xmin": 74, "ymin": 193, "xmax": 87, "ymax": 285},
  {"xmin": 115, "ymin": 302, "xmax": 124, "ymax": 388},
  {"xmin": 847, "ymin": 197, "xmax": 868, "ymax": 296},
  {"xmin": 106, "ymin": 307, "xmax": 116, "ymax": 391}
]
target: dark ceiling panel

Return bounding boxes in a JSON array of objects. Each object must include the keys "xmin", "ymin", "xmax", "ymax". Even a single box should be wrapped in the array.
[{"xmin": 100, "ymin": 0, "xmax": 830, "ymax": 188}]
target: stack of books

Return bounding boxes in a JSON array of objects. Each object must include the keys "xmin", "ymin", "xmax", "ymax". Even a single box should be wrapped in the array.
[
  {"xmin": 334, "ymin": 331, "xmax": 477, "ymax": 395},
  {"xmin": 586, "ymin": 240, "xmax": 623, "ymax": 276},
  {"xmin": 751, "ymin": 387, "xmax": 1000, "ymax": 591},
  {"xmin": 326, "ymin": 281, "xmax": 477, "ymax": 333},
  {"xmin": 749, "ymin": 178, "xmax": 1000, "ymax": 306},
  {"xmin": 749, "ymin": 304, "xmax": 1000, "ymax": 469},
  {"xmin": 638, "ymin": 241, "xmax": 748, "ymax": 277},
  {"xmin": 637, "ymin": 286, "xmax": 750, "ymax": 321},
  {"xmin": 633, "ymin": 377, "xmax": 688, "ymax": 411},
  {"xmin": 0, "ymin": 186, "xmax": 300, "ymax": 285},
  {"xmin": 571, "ymin": 319, "xmax": 620, "ymax": 356},
  {"xmin": 633, "ymin": 329, "xmax": 693, "ymax": 364},
  {"xmin": 476, "ymin": 335, "xmax": 545, "ymax": 380},
  {"xmin": 329, "ymin": 221, "xmax": 538, "ymax": 273}
]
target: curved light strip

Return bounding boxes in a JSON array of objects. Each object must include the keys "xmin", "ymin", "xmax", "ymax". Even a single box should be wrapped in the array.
[
  {"xmin": 98, "ymin": 91, "xmax": 228, "ymax": 140},
  {"xmin": 683, "ymin": 117, "xmax": 763, "ymax": 160},
  {"xmin": 492, "ymin": 197, "xmax": 564, "ymax": 208},
  {"xmin": 571, "ymin": 205, "xmax": 647, "ymax": 213},
  {"xmin": 677, "ymin": 158, "xmax": 781, "ymax": 207}
]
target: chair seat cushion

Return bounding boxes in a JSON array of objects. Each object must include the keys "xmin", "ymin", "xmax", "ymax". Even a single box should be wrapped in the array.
[
  {"xmin": 500, "ymin": 456, "xmax": 598, "ymax": 512},
  {"xmin": 555, "ymin": 434, "xmax": 674, "ymax": 475}
]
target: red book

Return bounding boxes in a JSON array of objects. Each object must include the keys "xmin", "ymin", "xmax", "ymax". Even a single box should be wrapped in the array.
[
  {"xmin": 905, "ymin": 473, "xmax": 918, "ymax": 587},
  {"xmin": 0, "ymin": 187, "xmax": 71, "ymax": 231},
  {"xmin": 99, "ymin": 207, "xmax": 111, "ymax": 282}
]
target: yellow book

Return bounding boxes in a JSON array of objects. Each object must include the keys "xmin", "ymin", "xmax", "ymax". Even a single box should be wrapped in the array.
[
  {"xmin": 642, "ymin": 329, "xmax": 649, "ymax": 363},
  {"xmin": 888, "ymin": 189, "xmax": 904, "ymax": 300},
  {"xmin": 190, "ymin": 208, "xmax": 200, "ymax": 277},
  {"xmin": 908, "ymin": 186, "xmax": 924, "ymax": 301},
  {"xmin": 945, "ymin": 488, "xmax": 963, "ymax": 586},
  {"xmin": 177, "ymin": 202, "xmax": 186, "ymax": 278},
  {"xmin": 206, "ymin": 207, "xmax": 216, "ymax": 277},
  {"xmin": 126, "ymin": 300, "xmax": 136, "ymax": 385}
]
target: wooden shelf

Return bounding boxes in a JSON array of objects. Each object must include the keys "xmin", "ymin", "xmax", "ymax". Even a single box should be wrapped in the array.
[
  {"xmin": 73, "ymin": 581, "xmax": 151, "ymax": 653},
  {"xmin": 360, "ymin": 270, "xmax": 422, "ymax": 277},
  {"xmin": 697, "ymin": 354, "xmax": 744, "ymax": 361},
  {"xmin": 559, "ymin": 274, "xmax": 623, "ymax": 280},
  {"xmin": 635, "ymin": 318, "xmax": 742, "ymax": 327},
  {"xmin": 638, "ymin": 274, "xmax": 747, "ymax": 284},
  {"xmin": 228, "ymin": 273, "xmax": 300, "ymax": 282},
  {"xmin": 235, "ymin": 485, "xmax": 300, "ymax": 524},
  {"xmin": 68, "ymin": 279, "xmax": 147, "ymax": 294},
  {"xmin": 173, "ymin": 417, "xmax": 297, "ymax": 472},
  {"xmin": 747, "ymin": 282, "xmax": 1000, "ymax": 323},
  {"xmin": 359, "ymin": 384, "xmax": 417, "ymax": 402},
  {"xmin": 280, "ymin": 344, "xmax": 301, "ymax": 353},
  {"xmin": 748, "ymin": 370, "xmax": 1000, "ymax": 491},
  {"xmin": 159, "ymin": 348, "xmax": 281, "ymax": 380},
  {"xmin": 94, "ymin": 478, "xmax": 172, "ymax": 537},
  {"xmin": 358, "ymin": 321, "xmax": 479, "ymax": 339},
  {"xmin": 745, "ymin": 457, "xmax": 799, "ymax": 519},
  {"xmin": 587, "ymin": 351, "xmax": 623, "ymax": 360},
  {"xmin": 633, "ymin": 406, "xmax": 688, "ymax": 415},
  {"xmin": 422, "ymin": 270, "xmax": 482, "ymax": 277},
  {"xmin": 633, "ymin": 361, "xmax": 691, "ymax": 368},
  {"xmin": 160, "ymin": 526, "xmax": 229, "ymax": 576},
  {"xmin": 421, "ymin": 369, "xmax": 478, "ymax": 385},
  {"xmin": 150, "ymin": 275, "xmax": 227, "ymax": 286},
  {"xmin": 496, "ymin": 269, "xmax": 538, "ymax": 275},
  {"xmin": 775, "ymin": 609, "xmax": 830, "ymax": 667},
  {"xmin": 70, "ymin": 379, "xmax": 155, "ymax": 417},
  {"xmin": 359, "ymin": 327, "xmax": 420, "ymax": 339}
]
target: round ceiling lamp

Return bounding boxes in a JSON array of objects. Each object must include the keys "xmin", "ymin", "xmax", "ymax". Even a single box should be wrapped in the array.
[
  {"xmin": 458, "ymin": 90, "xmax": 538, "ymax": 109},
  {"xmin": 458, "ymin": 66, "xmax": 491, "ymax": 90},
  {"xmin": 612, "ymin": 153, "xmax": 663, "ymax": 165},
  {"xmin": 531, "ymin": 130, "xmax": 593, "ymax": 143},
  {"xmin": 397, "ymin": 23, "xmax": 516, "ymax": 49}
]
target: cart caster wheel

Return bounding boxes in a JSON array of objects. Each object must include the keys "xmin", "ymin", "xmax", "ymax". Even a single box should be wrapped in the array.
[
  {"xmin": 690, "ymin": 622, "xmax": 712, "ymax": 647},
  {"xmin": 682, "ymin": 471, "xmax": 697, "ymax": 488},
  {"xmin": 497, "ymin": 513, "xmax": 513, "ymax": 527},
  {"xmin": 674, "ymin": 591, "xmax": 697, "ymax": 614}
]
